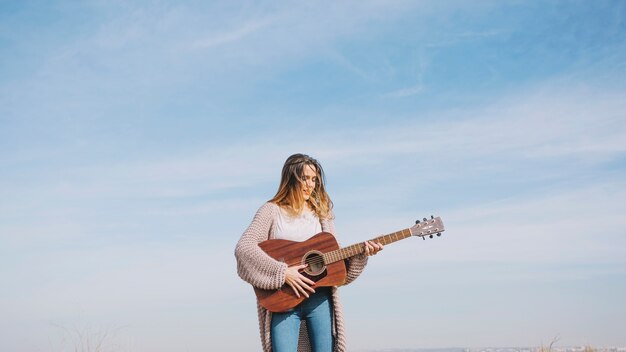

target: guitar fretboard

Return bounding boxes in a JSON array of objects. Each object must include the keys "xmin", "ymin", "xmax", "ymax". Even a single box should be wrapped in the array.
[{"xmin": 322, "ymin": 228, "xmax": 412, "ymax": 264}]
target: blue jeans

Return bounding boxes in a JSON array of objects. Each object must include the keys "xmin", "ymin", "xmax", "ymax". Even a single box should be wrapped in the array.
[{"xmin": 271, "ymin": 287, "xmax": 333, "ymax": 352}]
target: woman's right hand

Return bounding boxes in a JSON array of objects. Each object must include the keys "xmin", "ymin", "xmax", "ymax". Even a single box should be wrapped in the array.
[{"xmin": 284, "ymin": 264, "xmax": 316, "ymax": 298}]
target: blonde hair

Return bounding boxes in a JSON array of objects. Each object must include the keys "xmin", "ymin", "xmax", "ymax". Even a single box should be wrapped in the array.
[{"xmin": 269, "ymin": 153, "xmax": 333, "ymax": 219}]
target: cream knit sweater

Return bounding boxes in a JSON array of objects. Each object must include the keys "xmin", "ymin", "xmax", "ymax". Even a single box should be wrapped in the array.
[{"xmin": 235, "ymin": 202, "xmax": 369, "ymax": 352}]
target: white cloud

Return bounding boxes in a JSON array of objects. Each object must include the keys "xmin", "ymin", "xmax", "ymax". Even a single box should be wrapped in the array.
[
  {"xmin": 192, "ymin": 17, "xmax": 277, "ymax": 49},
  {"xmin": 3, "ymin": 79, "xmax": 625, "ymax": 248},
  {"xmin": 383, "ymin": 84, "xmax": 424, "ymax": 98}
]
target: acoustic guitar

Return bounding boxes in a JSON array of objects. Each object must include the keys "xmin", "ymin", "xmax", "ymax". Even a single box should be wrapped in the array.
[{"xmin": 254, "ymin": 216, "xmax": 445, "ymax": 312}]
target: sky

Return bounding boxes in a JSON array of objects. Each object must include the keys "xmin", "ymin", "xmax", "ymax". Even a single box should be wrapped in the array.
[{"xmin": 1, "ymin": 1, "xmax": 626, "ymax": 351}]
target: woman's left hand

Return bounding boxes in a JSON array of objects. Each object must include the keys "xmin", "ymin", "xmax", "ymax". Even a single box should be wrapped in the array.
[{"xmin": 364, "ymin": 240, "xmax": 383, "ymax": 256}]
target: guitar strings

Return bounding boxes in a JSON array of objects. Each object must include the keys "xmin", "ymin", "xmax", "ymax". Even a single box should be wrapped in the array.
[
  {"xmin": 294, "ymin": 229, "xmax": 417, "ymax": 268},
  {"xmin": 301, "ymin": 239, "xmax": 391, "ymax": 267}
]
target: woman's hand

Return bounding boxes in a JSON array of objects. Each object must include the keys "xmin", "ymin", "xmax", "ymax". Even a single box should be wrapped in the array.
[
  {"xmin": 284, "ymin": 264, "xmax": 316, "ymax": 298},
  {"xmin": 364, "ymin": 241, "xmax": 383, "ymax": 256}
]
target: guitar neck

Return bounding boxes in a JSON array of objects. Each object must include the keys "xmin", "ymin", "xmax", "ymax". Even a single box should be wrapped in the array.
[{"xmin": 322, "ymin": 228, "xmax": 412, "ymax": 264}]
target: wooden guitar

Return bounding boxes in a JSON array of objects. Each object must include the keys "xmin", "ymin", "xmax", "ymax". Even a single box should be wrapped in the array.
[{"xmin": 254, "ymin": 216, "xmax": 445, "ymax": 312}]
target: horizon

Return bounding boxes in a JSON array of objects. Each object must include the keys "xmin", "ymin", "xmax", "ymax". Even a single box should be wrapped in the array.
[{"xmin": 1, "ymin": 1, "xmax": 625, "ymax": 351}]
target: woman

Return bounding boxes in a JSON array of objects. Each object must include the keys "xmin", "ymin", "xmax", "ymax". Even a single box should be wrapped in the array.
[{"xmin": 235, "ymin": 153, "xmax": 383, "ymax": 352}]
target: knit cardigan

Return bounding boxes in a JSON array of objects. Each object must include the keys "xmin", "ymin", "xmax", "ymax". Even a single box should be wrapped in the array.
[{"xmin": 235, "ymin": 202, "xmax": 369, "ymax": 352}]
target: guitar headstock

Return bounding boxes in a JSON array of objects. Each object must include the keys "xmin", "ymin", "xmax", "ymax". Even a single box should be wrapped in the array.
[{"xmin": 409, "ymin": 216, "xmax": 445, "ymax": 240}]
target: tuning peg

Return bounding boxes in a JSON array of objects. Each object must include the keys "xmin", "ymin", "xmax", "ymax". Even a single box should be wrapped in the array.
[
  {"xmin": 431, "ymin": 215, "xmax": 434, "ymax": 219},
  {"xmin": 415, "ymin": 220, "xmax": 420, "ymax": 224},
  {"xmin": 422, "ymin": 236, "xmax": 426, "ymax": 240},
  {"xmin": 423, "ymin": 217, "xmax": 427, "ymax": 222},
  {"xmin": 436, "ymin": 232, "xmax": 442, "ymax": 237},
  {"xmin": 429, "ymin": 234, "xmax": 434, "ymax": 238}
]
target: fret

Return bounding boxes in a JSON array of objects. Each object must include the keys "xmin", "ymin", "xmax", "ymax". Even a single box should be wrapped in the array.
[
  {"xmin": 320, "ymin": 227, "xmax": 415, "ymax": 265},
  {"xmin": 373, "ymin": 228, "xmax": 410, "ymax": 247}
]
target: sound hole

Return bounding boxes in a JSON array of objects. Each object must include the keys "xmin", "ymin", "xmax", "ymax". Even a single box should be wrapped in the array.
[{"xmin": 303, "ymin": 251, "xmax": 326, "ymax": 277}]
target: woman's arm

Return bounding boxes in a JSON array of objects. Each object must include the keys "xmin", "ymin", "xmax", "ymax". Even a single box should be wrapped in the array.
[{"xmin": 234, "ymin": 203, "xmax": 288, "ymax": 290}]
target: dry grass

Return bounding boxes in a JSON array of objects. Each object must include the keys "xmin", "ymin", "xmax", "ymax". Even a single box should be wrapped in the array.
[
  {"xmin": 49, "ymin": 323, "xmax": 129, "ymax": 352},
  {"xmin": 538, "ymin": 336, "xmax": 599, "ymax": 352},
  {"xmin": 539, "ymin": 336, "xmax": 561, "ymax": 352}
]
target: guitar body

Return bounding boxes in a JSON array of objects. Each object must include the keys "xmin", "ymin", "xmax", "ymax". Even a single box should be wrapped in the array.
[{"xmin": 254, "ymin": 232, "xmax": 347, "ymax": 313}]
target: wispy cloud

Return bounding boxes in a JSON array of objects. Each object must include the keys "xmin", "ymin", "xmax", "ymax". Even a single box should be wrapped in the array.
[
  {"xmin": 3, "ymin": 77, "xmax": 624, "ymax": 251},
  {"xmin": 192, "ymin": 17, "xmax": 277, "ymax": 49},
  {"xmin": 383, "ymin": 84, "xmax": 424, "ymax": 98}
]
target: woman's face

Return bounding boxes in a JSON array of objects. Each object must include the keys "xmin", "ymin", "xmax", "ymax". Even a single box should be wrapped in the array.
[{"xmin": 300, "ymin": 164, "xmax": 318, "ymax": 201}]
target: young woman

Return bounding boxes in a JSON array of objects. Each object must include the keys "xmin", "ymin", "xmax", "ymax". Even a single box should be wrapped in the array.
[{"xmin": 235, "ymin": 153, "xmax": 383, "ymax": 352}]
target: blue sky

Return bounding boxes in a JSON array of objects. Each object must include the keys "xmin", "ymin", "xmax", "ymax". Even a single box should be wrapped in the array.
[{"xmin": 1, "ymin": 1, "xmax": 626, "ymax": 351}]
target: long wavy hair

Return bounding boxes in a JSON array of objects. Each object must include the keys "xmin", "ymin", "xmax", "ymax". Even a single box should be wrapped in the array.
[{"xmin": 269, "ymin": 153, "xmax": 333, "ymax": 219}]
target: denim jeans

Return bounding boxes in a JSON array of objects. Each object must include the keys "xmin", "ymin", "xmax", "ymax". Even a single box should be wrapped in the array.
[{"xmin": 270, "ymin": 287, "xmax": 333, "ymax": 352}]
